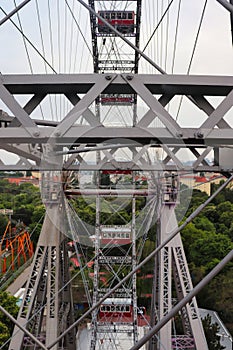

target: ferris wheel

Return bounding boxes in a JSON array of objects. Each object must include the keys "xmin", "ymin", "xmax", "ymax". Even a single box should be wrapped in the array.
[{"xmin": 0, "ymin": 1, "xmax": 232, "ymax": 350}]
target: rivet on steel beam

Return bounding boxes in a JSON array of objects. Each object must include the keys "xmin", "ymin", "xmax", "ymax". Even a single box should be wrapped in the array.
[
  {"xmin": 33, "ymin": 131, "xmax": 40, "ymax": 137},
  {"xmin": 105, "ymin": 75, "xmax": 112, "ymax": 80},
  {"xmin": 126, "ymin": 75, "xmax": 133, "ymax": 80},
  {"xmin": 196, "ymin": 131, "xmax": 204, "ymax": 138}
]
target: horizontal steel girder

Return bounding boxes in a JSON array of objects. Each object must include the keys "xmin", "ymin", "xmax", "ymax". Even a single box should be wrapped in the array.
[
  {"xmin": 0, "ymin": 163, "xmax": 223, "ymax": 172},
  {"xmin": 65, "ymin": 189, "xmax": 157, "ymax": 196},
  {"xmin": 0, "ymin": 126, "xmax": 231, "ymax": 145},
  {"xmin": 1, "ymin": 73, "xmax": 233, "ymax": 96}
]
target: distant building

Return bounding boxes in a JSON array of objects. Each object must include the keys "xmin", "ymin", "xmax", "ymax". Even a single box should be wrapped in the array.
[
  {"xmin": 194, "ymin": 176, "xmax": 210, "ymax": 195},
  {"xmin": 180, "ymin": 173, "xmax": 225, "ymax": 195},
  {"xmin": 5, "ymin": 176, "xmax": 39, "ymax": 186}
]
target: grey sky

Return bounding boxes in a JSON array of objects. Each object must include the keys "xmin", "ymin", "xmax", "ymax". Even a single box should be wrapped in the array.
[
  {"xmin": 0, "ymin": 1, "xmax": 232, "ymax": 132},
  {"xmin": 0, "ymin": 0, "xmax": 232, "ymax": 75}
]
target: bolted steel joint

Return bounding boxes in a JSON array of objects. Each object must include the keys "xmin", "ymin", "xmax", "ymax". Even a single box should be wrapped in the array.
[
  {"xmin": 126, "ymin": 75, "xmax": 133, "ymax": 81},
  {"xmin": 196, "ymin": 131, "xmax": 204, "ymax": 138},
  {"xmin": 105, "ymin": 75, "xmax": 112, "ymax": 81}
]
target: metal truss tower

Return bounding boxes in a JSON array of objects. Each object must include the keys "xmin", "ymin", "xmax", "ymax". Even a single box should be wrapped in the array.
[
  {"xmin": 149, "ymin": 178, "xmax": 208, "ymax": 350},
  {"xmin": 9, "ymin": 172, "xmax": 76, "ymax": 350}
]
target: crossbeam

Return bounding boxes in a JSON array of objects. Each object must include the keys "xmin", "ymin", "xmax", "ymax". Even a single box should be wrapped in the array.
[
  {"xmin": 0, "ymin": 73, "xmax": 232, "ymax": 173},
  {"xmin": 1, "ymin": 73, "xmax": 233, "ymax": 95},
  {"xmin": 0, "ymin": 126, "xmax": 231, "ymax": 146},
  {"xmin": 65, "ymin": 189, "xmax": 157, "ymax": 196}
]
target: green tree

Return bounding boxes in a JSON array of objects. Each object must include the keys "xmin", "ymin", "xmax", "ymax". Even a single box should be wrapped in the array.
[
  {"xmin": 186, "ymin": 189, "xmax": 208, "ymax": 215},
  {"xmin": 0, "ymin": 291, "xmax": 19, "ymax": 349},
  {"xmin": 0, "ymin": 215, "xmax": 9, "ymax": 236},
  {"xmin": 193, "ymin": 216, "xmax": 216, "ymax": 233},
  {"xmin": 202, "ymin": 314, "xmax": 225, "ymax": 350},
  {"xmin": 211, "ymin": 182, "xmax": 233, "ymax": 204},
  {"xmin": 219, "ymin": 211, "xmax": 233, "ymax": 229},
  {"xmin": 216, "ymin": 201, "xmax": 233, "ymax": 214},
  {"xmin": 181, "ymin": 222, "xmax": 205, "ymax": 261},
  {"xmin": 13, "ymin": 205, "xmax": 34, "ymax": 226},
  {"xmin": 228, "ymin": 222, "xmax": 233, "ymax": 240},
  {"xmin": 202, "ymin": 204, "xmax": 219, "ymax": 224},
  {"xmin": 215, "ymin": 223, "xmax": 230, "ymax": 236},
  {"xmin": 189, "ymin": 233, "xmax": 233, "ymax": 267},
  {"xmin": 0, "ymin": 322, "xmax": 10, "ymax": 347},
  {"xmin": 200, "ymin": 268, "xmax": 233, "ymax": 334}
]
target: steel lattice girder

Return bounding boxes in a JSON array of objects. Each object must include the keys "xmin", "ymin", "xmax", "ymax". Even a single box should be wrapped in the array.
[{"xmin": 0, "ymin": 73, "xmax": 233, "ymax": 172}]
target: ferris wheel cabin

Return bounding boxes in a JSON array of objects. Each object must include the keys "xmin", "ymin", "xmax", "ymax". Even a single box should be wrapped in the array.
[
  {"xmin": 100, "ymin": 225, "xmax": 131, "ymax": 245},
  {"xmin": 99, "ymin": 298, "xmax": 132, "ymax": 320},
  {"xmin": 100, "ymin": 94, "xmax": 134, "ymax": 105},
  {"xmin": 98, "ymin": 11, "xmax": 135, "ymax": 34}
]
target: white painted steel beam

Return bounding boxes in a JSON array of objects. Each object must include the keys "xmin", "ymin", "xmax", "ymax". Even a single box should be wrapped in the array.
[
  {"xmin": 0, "ymin": 126, "xmax": 232, "ymax": 145},
  {"xmin": 216, "ymin": 0, "xmax": 233, "ymax": 13},
  {"xmin": 1, "ymin": 74, "xmax": 233, "ymax": 95},
  {"xmin": 65, "ymin": 189, "xmax": 157, "ymax": 196}
]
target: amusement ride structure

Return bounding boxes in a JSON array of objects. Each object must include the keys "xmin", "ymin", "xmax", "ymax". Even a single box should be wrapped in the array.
[
  {"xmin": 0, "ymin": 213, "xmax": 33, "ymax": 275},
  {"xmin": 0, "ymin": 0, "xmax": 233, "ymax": 349}
]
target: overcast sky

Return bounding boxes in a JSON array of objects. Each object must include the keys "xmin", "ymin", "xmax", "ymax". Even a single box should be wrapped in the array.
[
  {"xmin": 0, "ymin": 0, "xmax": 232, "ymax": 75},
  {"xmin": 0, "ymin": 1, "xmax": 232, "ymax": 133}
]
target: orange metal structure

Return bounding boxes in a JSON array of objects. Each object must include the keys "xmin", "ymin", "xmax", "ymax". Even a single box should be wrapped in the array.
[{"xmin": 0, "ymin": 221, "xmax": 33, "ymax": 273}]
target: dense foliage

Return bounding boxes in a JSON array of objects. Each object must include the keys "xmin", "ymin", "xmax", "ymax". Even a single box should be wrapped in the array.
[
  {"xmin": 202, "ymin": 315, "xmax": 225, "ymax": 350},
  {"xmin": 0, "ymin": 291, "xmax": 19, "ymax": 349},
  {"xmin": 0, "ymin": 179, "xmax": 43, "ymax": 346},
  {"xmin": 179, "ymin": 182, "xmax": 233, "ymax": 335},
  {"xmin": 137, "ymin": 180, "xmax": 233, "ymax": 340},
  {"xmin": 0, "ymin": 179, "xmax": 45, "ymax": 246}
]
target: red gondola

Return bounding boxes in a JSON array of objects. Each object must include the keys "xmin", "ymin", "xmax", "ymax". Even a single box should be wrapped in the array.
[
  {"xmin": 99, "ymin": 298, "xmax": 132, "ymax": 319},
  {"xmin": 102, "ymin": 170, "xmax": 132, "ymax": 175},
  {"xmin": 100, "ymin": 94, "xmax": 134, "ymax": 105},
  {"xmin": 98, "ymin": 11, "xmax": 135, "ymax": 34},
  {"xmin": 100, "ymin": 225, "xmax": 131, "ymax": 245}
]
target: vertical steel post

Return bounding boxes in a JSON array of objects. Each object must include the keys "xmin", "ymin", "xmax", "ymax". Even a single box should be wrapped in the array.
[{"xmin": 132, "ymin": 175, "xmax": 139, "ymax": 344}]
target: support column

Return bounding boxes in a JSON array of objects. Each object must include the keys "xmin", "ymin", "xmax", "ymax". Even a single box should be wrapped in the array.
[
  {"xmin": 9, "ymin": 197, "xmax": 76, "ymax": 350},
  {"xmin": 132, "ymin": 183, "xmax": 138, "ymax": 344},
  {"xmin": 156, "ymin": 204, "xmax": 208, "ymax": 350},
  {"xmin": 158, "ymin": 206, "xmax": 172, "ymax": 350}
]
